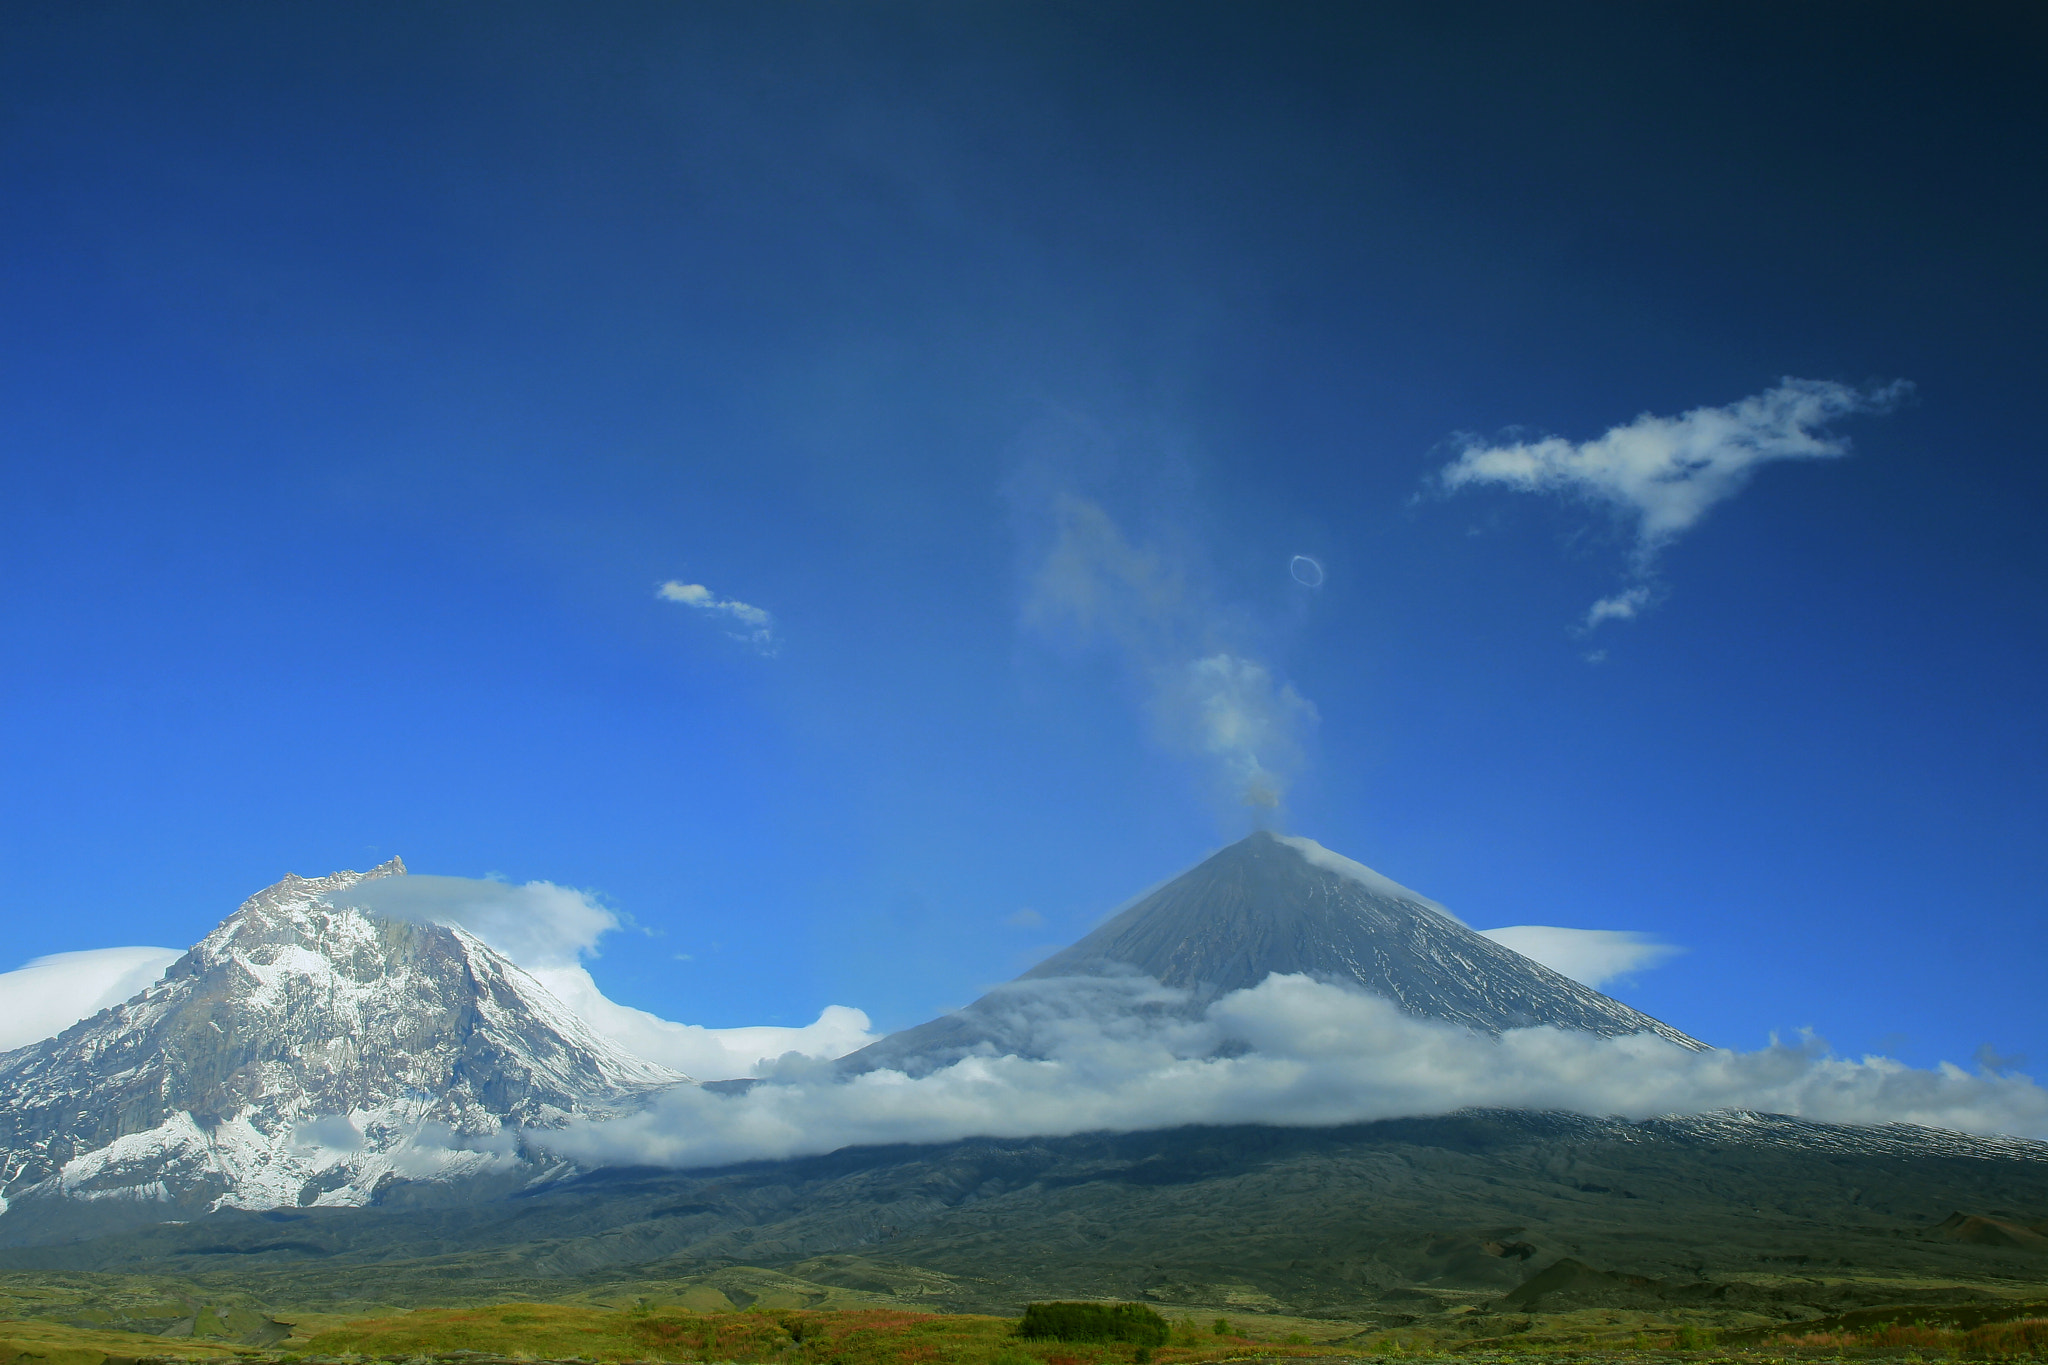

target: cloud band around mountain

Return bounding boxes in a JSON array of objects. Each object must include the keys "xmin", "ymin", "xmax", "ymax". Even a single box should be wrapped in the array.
[{"xmin": 538, "ymin": 972, "xmax": 2048, "ymax": 1172}]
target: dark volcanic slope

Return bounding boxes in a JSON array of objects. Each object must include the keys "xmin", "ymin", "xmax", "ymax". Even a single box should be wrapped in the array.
[
  {"xmin": 844, "ymin": 831, "xmax": 1699, "ymax": 1075},
  {"xmin": 6, "ymin": 1113, "xmax": 2045, "ymax": 1315}
]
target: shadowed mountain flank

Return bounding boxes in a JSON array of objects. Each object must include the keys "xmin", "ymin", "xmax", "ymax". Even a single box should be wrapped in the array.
[{"xmin": 842, "ymin": 831, "xmax": 1700, "ymax": 1075}]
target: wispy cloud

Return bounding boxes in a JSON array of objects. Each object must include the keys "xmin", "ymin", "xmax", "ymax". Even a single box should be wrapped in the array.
[
  {"xmin": 1022, "ymin": 494, "xmax": 1317, "ymax": 813},
  {"xmin": 541, "ymin": 972, "xmax": 2048, "ymax": 1171},
  {"xmin": 1168, "ymin": 654, "xmax": 1316, "ymax": 810},
  {"xmin": 1477, "ymin": 925, "xmax": 1684, "ymax": 989},
  {"xmin": 657, "ymin": 580, "xmax": 777, "ymax": 653},
  {"xmin": 1439, "ymin": 378, "xmax": 1911, "ymax": 630},
  {"xmin": 0, "ymin": 946, "xmax": 183, "ymax": 1051}
]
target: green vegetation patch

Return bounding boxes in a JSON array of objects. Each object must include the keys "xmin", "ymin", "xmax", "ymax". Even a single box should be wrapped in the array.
[
  {"xmin": 301, "ymin": 1301, "xmax": 631, "ymax": 1359},
  {"xmin": 0, "ymin": 1315, "xmax": 263, "ymax": 1365},
  {"xmin": 1017, "ymin": 1304, "xmax": 1170, "ymax": 1348},
  {"xmin": 636, "ymin": 1306, "xmax": 1012, "ymax": 1363}
]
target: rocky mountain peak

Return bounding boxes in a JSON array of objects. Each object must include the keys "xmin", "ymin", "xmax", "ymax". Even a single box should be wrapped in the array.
[
  {"xmin": 0, "ymin": 860, "xmax": 685, "ymax": 1244},
  {"xmin": 222, "ymin": 855, "xmax": 406, "ymax": 923}
]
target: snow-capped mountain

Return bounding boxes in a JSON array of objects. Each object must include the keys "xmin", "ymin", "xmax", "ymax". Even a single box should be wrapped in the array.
[
  {"xmin": 0, "ymin": 858, "xmax": 685, "ymax": 1236},
  {"xmin": 842, "ymin": 830, "xmax": 1703, "ymax": 1074}
]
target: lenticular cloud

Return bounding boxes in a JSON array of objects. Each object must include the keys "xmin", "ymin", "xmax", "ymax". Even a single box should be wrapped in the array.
[
  {"xmin": 536, "ymin": 973, "xmax": 2048, "ymax": 1171},
  {"xmin": 0, "ymin": 946, "xmax": 184, "ymax": 1051}
]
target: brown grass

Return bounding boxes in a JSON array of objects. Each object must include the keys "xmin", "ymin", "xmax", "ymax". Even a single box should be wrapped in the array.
[{"xmin": 1765, "ymin": 1315, "xmax": 2048, "ymax": 1356}]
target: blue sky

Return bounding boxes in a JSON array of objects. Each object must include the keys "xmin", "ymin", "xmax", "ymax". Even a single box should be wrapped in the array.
[{"xmin": 3, "ymin": 3, "xmax": 2044, "ymax": 1079}]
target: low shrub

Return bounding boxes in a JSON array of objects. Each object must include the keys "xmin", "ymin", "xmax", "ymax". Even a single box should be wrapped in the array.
[{"xmin": 1015, "ymin": 1302, "xmax": 1170, "ymax": 1347}]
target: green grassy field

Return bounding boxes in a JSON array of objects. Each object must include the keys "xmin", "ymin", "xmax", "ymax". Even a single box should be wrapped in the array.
[{"xmin": 0, "ymin": 1316, "xmax": 265, "ymax": 1365}]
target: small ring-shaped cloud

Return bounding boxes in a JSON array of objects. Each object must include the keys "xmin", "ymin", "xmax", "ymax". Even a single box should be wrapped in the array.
[{"xmin": 1289, "ymin": 555, "xmax": 1325, "ymax": 588}]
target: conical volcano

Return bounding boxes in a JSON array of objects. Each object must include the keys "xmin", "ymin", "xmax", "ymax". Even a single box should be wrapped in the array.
[{"xmin": 841, "ymin": 830, "xmax": 1701, "ymax": 1075}]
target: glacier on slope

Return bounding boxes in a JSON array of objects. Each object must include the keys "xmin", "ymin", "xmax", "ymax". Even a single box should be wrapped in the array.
[{"xmin": 0, "ymin": 858, "xmax": 687, "ymax": 1237}]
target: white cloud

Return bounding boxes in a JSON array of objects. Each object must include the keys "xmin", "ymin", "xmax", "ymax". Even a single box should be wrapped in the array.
[
  {"xmin": 1439, "ymin": 377, "xmax": 1911, "ymax": 629},
  {"xmin": 335, "ymin": 874, "xmax": 617, "ymax": 972},
  {"xmin": 329, "ymin": 874, "xmax": 874, "ymax": 1080},
  {"xmin": 1478, "ymin": 925, "xmax": 1684, "ymax": 988},
  {"xmin": 525, "ymin": 965, "xmax": 876, "ymax": 1080},
  {"xmin": 1163, "ymin": 654, "xmax": 1318, "ymax": 810},
  {"xmin": 0, "ymin": 946, "xmax": 183, "ymax": 1052},
  {"xmin": 657, "ymin": 580, "xmax": 776, "ymax": 653},
  {"xmin": 539, "ymin": 973, "xmax": 2048, "ymax": 1171},
  {"xmin": 1584, "ymin": 585, "xmax": 1652, "ymax": 628}
]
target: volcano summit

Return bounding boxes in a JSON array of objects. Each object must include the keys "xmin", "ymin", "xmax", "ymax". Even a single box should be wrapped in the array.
[{"xmin": 840, "ymin": 830, "xmax": 1702, "ymax": 1075}]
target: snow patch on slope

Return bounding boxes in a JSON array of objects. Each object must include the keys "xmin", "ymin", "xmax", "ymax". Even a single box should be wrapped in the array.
[{"xmin": 1274, "ymin": 835, "xmax": 1463, "ymax": 922}]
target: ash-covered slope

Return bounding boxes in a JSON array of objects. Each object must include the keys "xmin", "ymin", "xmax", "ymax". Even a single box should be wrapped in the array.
[
  {"xmin": 843, "ymin": 831, "xmax": 1700, "ymax": 1075},
  {"xmin": 0, "ymin": 859, "xmax": 685, "ymax": 1243}
]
